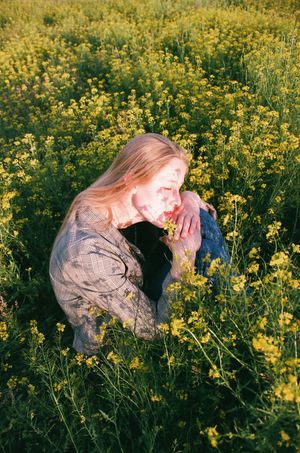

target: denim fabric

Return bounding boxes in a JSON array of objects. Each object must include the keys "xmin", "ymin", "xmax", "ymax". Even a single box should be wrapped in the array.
[
  {"xmin": 145, "ymin": 208, "xmax": 231, "ymax": 301},
  {"xmin": 195, "ymin": 208, "xmax": 231, "ymax": 290}
]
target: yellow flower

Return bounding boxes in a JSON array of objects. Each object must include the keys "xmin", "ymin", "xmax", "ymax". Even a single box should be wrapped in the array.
[
  {"xmin": 207, "ymin": 426, "xmax": 219, "ymax": 448},
  {"xmin": 207, "ymin": 258, "xmax": 221, "ymax": 277},
  {"xmin": 247, "ymin": 262, "xmax": 259, "ymax": 274},
  {"xmin": 163, "ymin": 219, "xmax": 177, "ymax": 238},
  {"xmin": 252, "ymin": 333, "xmax": 281, "ymax": 364},
  {"xmin": 56, "ymin": 322, "xmax": 65, "ymax": 333},
  {"xmin": 60, "ymin": 347, "xmax": 70, "ymax": 357},
  {"xmin": 7, "ymin": 376, "xmax": 18, "ymax": 390},
  {"xmin": 209, "ymin": 365, "xmax": 221, "ymax": 379},
  {"xmin": 171, "ymin": 318, "xmax": 185, "ymax": 337},
  {"xmin": 129, "ymin": 356, "xmax": 144, "ymax": 371},
  {"xmin": 231, "ymin": 275, "xmax": 246, "ymax": 292},
  {"xmin": 0, "ymin": 322, "xmax": 9, "ymax": 341},
  {"xmin": 278, "ymin": 312, "xmax": 293, "ymax": 327},
  {"xmin": 158, "ymin": 323, "xmax": 169, "ymax": 334},
  {"xmin": 85, "ymin": 355, "xmax": 99, "ymax": 368},
  {"xmin": 107, "ymin": 351, "xmax": 122, "ymax": 365},
  {"xmin": 269, "ymin": 251, "xmax": 289, "ymax": 267},
  {"xmin": 29, "ymin": 320, "xmax": 45, "ymax": 344},
  {"xmin": 274, "ymin": 379, "xmax": 299, "ymax": 403},
  {"xmin": 257, "ymin": 317, "xmax": 267, "ymax": 330},
  {"xmin": 150, "ymin": 390, "xmax": 163, "ymax": 402},
  {"xmin": 266, "ymin": 221, "xmax": 281, "ymax": 242},
  {"xmin": 280, "ymin": 430, "xmax": 290, "ymax": 442},
  {"xmin": 291, "ymin": 243, "xmax": 300, "ymax": 253},
  {"xmin": 74, "ymin": 353, "xmax": 85, "ymax": 366}
]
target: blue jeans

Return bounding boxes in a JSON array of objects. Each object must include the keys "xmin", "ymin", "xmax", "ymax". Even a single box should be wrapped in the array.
[{"xmin": 145, "ymin": 208, "xmax": 231, "ymax": 301}]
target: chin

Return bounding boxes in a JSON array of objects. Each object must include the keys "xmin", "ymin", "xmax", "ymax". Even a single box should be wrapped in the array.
[{"xmin": 145, "ymin": 216, "xmax": 164, "ymax": 228}]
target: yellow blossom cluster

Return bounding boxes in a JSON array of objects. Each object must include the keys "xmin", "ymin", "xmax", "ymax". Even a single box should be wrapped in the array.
[
  {"xmin": 0, "ymin": 322, "xmax": 9, "ymax": 341},
  {"xmin": 29, "ymin": 320, "xmax": 45, "ymax": 345},
  {"xmin": 129, "ymin": 356, "xmax": 144, "ymax": 371},
  {"xmin": 252, "ymin": 333, "xmax": 281, "ymax": 365},
  {"xmin": 207, "ymin": 426, "xmax": 219, "ymax": 448},
  {"xmin": 274, "ymin": 375, "xmax": 299, "ymax": 403}
]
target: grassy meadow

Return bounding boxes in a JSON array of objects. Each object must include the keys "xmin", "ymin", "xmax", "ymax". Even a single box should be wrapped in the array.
[{"xmin": 0, "ymin": 0, "xmax": 299, "ymax": 451}]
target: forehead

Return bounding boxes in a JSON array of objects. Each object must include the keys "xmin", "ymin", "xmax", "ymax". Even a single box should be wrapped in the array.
[{"xmin": 153, "ymin": 158, "xmax": 187, "ymax": 182}]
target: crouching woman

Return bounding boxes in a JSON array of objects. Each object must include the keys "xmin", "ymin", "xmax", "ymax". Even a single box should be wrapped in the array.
[{"xmin": 49, "ymin": 133, "xmax": 230, "ymax": 355}]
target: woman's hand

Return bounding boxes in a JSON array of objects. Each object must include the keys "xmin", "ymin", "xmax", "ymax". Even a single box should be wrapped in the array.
[
  {"xmin": 171, "ymin": 191, "xmax": 217, "ymax": 240},
  {"xmin": 170, "ymin": 191, "xmax": 200, "ymax": 240}
]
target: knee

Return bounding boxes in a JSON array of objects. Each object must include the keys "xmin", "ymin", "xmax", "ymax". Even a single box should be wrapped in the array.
[{"xmin": 199, "ymin": 208, "xmax": 223, "ymax": 243}]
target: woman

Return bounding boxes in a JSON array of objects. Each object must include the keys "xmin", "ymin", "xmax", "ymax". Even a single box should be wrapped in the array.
[{"xmin": 49, "ymin": 133, "xmax": 230, "ymax": 355}]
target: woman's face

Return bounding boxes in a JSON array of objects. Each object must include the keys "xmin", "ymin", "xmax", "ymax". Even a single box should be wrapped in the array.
[{"xmin": 132, "ymin": 158, "xmax": 187, "ymax": 227}]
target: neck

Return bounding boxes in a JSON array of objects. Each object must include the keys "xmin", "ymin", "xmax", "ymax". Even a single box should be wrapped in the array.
[{"xmin": 110, "ymin": 192, "xmax": 143, "ymax": 229}]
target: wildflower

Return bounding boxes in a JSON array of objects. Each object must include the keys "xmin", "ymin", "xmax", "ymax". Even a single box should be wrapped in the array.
[
  {"xmin": 266, "ymin": 221, "xmax": 281, "ymax": 242},
  {"xmin": 85, "ymin": 355, "xmax": 99, "ymax": 368},
  {"xmin": 278, "ymin": 312, "xmax": 293, "ymax": 327},
  {"xmin": 291, "ymin": 243, "xmax": 300, "ymax": 253},
  {"xmin": 0, "ymin": 322, "xmax": 9, "ymax": 341},
  {"xmin": 247, "ymin": 262, "xmax": 259, "ymax": 273},
  {"xmin": 257, "ymin": 317, "xmax": 268, "ymax": 330},
  {"xmin": 74, "ymin": 353, "xmax": 85, "ymax": 366},
  {"xmin": 54, "ymin": 380, "xmax": 67, "ymax": 392},
  {"xmin": 274, "ymin": 379, "xmax": 299, "ymax": 403},
  {"xmin": 107, "ymin": 351, "xmax": 122, "ymax": 365},
  {"xmin": 163, "ymin": 219, "xmax": 177, "ymax": 238},
  {"xmin": 207, "ymin": 258, "xmax": 221, "ymax": 277},
  {"xmin": 209, "ymin": 365, "xmax": 221, "ymax": 379},
  {"xmin": 7, "ymin": 376, "xmax": 18, "ymax": 390},
  {"xmin": 150, "ymin": 390, "xmax": 163, "ymax": 402},
  {"xmin": 269, "ymin": 251, "xmax": 289, "ymax": 267},
  {"xmin": 207, "ymin": 426, "xmax": 219, "ymax": 448},
  {"xmin": 166, "ymin": 355, "xmax": 175, "ymax": 366},
  {"xmin": 277, "ymin": 431, "xmax": 290, "ymax": 448},
  {"xmin": 54, "ymin": 383, "xmax": 62, "ymax": 392},
  {"xmin": 29, "ymin": 320, "xmax": 45, "ymax": 344},
  {"xmin": 158, "ymin": 323, "xmax": 169, "ymax": 334},
  {"xmin": 129, "ymin": 356, "xmax": 144, "ymax": 370},
  {"xmin": 60, "ymin": 347, "xmax": 70, "ymax": 357},
  {"xmin": 231, "ymin": 275, "xmax": 247, "ymax": 292},
  {"xmin": 252, "ymin": 333, "xmax": 281, "ymax": 364},
  {"xmin": 171, "ymin": 318, "xmax": 185, "ymax": 337},
  {"xmin": 200, "ymin": 332, "xmax": 211, "ymax": 343},
  {"xmin": 56, "ymin": 322, "xmax": 65, "ymax": 333}
]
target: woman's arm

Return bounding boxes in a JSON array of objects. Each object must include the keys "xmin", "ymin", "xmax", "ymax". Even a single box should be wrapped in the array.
[{"xmin": 65, "ymin": 248, "xmax": 174, "ymax": 344}]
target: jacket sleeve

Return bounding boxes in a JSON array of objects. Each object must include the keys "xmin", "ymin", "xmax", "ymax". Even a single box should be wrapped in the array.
[{"xmin": 66, "ymin": 247, "xmax": 175, "ymax": 342}]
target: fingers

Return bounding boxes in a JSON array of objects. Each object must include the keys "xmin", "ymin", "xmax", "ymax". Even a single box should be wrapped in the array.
[{"xmin": 173, "ymin": 213, "xmax": 200, "ymax": 240}]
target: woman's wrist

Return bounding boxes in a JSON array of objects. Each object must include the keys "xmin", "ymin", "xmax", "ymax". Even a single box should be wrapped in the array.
[
  {"xmin": 170, "ymin": 250, "xmax": 196, "ymax": 279},
  {"xmin": 180, "ymin": 191, "xmax": 201, "ymax": 209}
]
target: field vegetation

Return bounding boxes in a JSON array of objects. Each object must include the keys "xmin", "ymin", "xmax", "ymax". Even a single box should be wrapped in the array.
[{"xmin": 0, "ymin": 0, "xmax": 299, "ymax": 451}]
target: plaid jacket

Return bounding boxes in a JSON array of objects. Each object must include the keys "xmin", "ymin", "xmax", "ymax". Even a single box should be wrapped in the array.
[{"xmin": 49, "ymin": 206, "xmax": 175, "ymax": 355}]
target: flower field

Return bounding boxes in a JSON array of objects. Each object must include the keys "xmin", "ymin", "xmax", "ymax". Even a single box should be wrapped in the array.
[{"xmin": 0, "ymin": 0, "xmax": 299, "ymax": 451}]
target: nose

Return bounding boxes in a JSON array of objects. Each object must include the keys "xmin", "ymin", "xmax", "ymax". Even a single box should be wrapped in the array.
[{"xmin": 172, "ymin": 190, "xmax": 181, "ymax": 210}]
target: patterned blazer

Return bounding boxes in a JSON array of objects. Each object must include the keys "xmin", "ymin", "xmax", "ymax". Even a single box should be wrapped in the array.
[{"xmin": 49, "ymin": 206, "xmax": 175, "ymax": 355}]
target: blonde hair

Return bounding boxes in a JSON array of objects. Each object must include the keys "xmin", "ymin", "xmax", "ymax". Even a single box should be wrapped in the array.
[{"xmin": 56, "ymin": 133, "xmax": 189, "ymax": 237}]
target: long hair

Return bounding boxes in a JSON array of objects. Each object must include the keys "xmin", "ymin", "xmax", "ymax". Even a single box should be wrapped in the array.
[{"xmin": 56, "ymin": 133, "xmax": 189, "ymax": 238}]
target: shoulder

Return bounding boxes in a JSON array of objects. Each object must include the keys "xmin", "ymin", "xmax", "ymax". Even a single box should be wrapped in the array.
[{"xmin": 50, "ymin": 209, "xmax": 123, "ymax": 269}]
